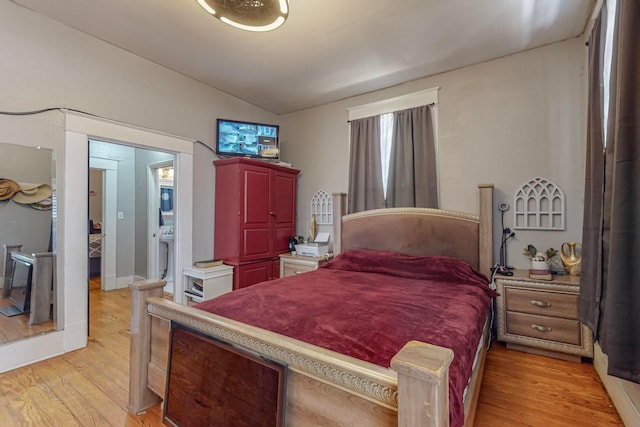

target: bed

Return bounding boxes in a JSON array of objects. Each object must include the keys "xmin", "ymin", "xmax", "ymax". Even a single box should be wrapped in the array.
[{"xmin": 128, "ymin": 184, "xmax": 494, "ymax": 427}]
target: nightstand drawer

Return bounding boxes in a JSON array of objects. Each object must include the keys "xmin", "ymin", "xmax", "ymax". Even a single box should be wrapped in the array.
[
  {"xmin": 505, "ymin": 288, "xmax": 578, "ymax": 319},
  {"xmin": 279, "ymin": 254, "xmax": 329, "ymax": 278},
  {"xmin": 506, "ymin": 312, "xmax": 581, "ymax": 345},
  {"xmin": 282, "ymin": 262, "xmax": 316, "ymax": 277}
]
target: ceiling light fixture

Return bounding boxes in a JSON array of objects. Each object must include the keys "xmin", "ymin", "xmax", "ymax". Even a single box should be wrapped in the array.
[{"xmin": 197, "ymin": 0, "xmax": 289, "ymax": 32}]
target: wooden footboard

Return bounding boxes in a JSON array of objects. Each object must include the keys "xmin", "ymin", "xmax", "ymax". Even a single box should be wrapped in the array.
[{"xmin": 129, "ymin": 281, "xmax": 470, "ymax": 426}]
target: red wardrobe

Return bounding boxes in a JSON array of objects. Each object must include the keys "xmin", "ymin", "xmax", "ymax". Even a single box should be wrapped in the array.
[{"xmin": 213, "ymin": 158, "xmax": 299, "ymax": 289}]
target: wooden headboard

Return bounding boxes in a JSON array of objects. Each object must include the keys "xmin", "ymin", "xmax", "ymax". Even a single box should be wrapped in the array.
[{"xmin": 332, "ymin": 184, "xmax": 494, "ymax": 276}]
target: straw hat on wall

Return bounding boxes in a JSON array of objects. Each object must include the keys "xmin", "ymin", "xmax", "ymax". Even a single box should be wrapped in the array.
[
  {"xmin": 0, "ymin": 179, "xmax": 20, "ymax": 201},
  {"xmin": 13, "ymin": 183, "xmax": 53, "ymax": 204}
]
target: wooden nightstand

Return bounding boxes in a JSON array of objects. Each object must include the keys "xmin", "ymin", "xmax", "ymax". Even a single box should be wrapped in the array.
[
  {"xmin": 495, "ymin": 270, "xmax": 593, "ymax": 362},
  {"xmin": 279, "ymin": 253, "xmax": 330, "ymax": 278}
]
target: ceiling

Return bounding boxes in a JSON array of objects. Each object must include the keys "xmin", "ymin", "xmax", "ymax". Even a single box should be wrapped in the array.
[{"xmin": 12, "ymin": 0, "xmax": 595, "ymax": 115}]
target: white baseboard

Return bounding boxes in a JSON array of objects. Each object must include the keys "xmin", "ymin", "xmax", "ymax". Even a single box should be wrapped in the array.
[
  {"xmin": 116, "ymin": 275, "xmax": 136, "ymax": 289},
  {"xmin": 103, "ymin": 273, "xmax": 117, "ymax": 291},
  {"xmin": 116, "ymin": 275, "xmax": 166, "ymax": 291},
  {"xmin": 594, "ymin": 342, "xmax": 640, "ymax": 426}
]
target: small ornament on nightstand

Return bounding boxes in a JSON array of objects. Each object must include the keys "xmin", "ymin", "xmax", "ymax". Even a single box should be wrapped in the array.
[
  {"xmin": 309, "ymin": 214, "xmax": 317, "ymax": 242},
  {"xmin": 288, "ymin": 235, "xmax": 303, "ymax": 254},
  {"xmin": 523, "ymin": 244, "xmax": 558, "ymax": 271},
  {"xmin": 528, "ymin": 269, "xmax": 553, "ymax": 280}
]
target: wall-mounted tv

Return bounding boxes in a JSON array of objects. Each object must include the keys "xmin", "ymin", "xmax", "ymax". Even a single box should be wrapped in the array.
[{"xmin": 216, "ymin": 118, "xmax": 279, "ymax": 160}]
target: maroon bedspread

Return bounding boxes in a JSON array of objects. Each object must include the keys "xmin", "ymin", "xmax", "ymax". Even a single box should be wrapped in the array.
[{"xmin": 195, "ymin": 249, "xmax": 497, "ymax": 427}]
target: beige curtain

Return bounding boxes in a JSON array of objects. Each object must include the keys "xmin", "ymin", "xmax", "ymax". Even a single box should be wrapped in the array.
[
  {"xmin": 348, "ymin": 116, "xmax": 385, "ymax": 213},
  {"xmin": 386, "ymin": 105, "xmax": 437, "ymax": 208},
  {"xmin": 580, "ymin": 0, "xmax": 640, "ymax": 384}
]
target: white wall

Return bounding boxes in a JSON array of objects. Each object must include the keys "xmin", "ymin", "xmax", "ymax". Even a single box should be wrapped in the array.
[
  {"xmin": 1, "ymin": 2, "xmax": 587, "ymax": 275},
  {"xmin": 281, "ymin": 38, "xmax": 587, "ymax": 271},
  {"xmin": 0, "ymin": 1, "xmax": 274, "ymax": 371},
  {"xmin": 0, "ymin": 0, "xmax": 587, "ymax": 370},
  {"xmin": 0, "ymin": 1, "xmax": 279, "ymax": 263}
]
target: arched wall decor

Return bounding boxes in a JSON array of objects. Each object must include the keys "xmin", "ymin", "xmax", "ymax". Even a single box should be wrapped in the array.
[
  {"xmin": 310, "ymin": 190, "xmax": 333, "ymax": 225},
  {"xmin": 514, "ymin": 177, "xmax": 565, "ymax": 230}
]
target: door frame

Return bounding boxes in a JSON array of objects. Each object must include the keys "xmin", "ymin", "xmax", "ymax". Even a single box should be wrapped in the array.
[
  {"xmin": 89, "ymin": 157, "xmax": 118, "ymax": 291},
  {"xmin": 147, "ymin": 160, "xmax": 175, "ymax": 292},
  {"xmin": 0, "ymin": 111, "xmax": 194, "ymax": 373}
]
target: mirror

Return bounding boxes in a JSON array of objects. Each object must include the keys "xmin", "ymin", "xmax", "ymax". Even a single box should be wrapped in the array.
[{"xmin": 0, "ymin": 141, "xmax": 57, "ymax": 345}]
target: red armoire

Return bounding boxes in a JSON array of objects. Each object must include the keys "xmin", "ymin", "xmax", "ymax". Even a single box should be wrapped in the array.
[{"xmin": 213, "ymin": 158, "xmax": 300, "ymax": 289}]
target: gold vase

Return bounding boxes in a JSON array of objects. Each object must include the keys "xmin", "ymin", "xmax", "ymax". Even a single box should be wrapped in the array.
[
  {"xmin": 309, "ymin": 214, "xmax": 317, "ymax": 242},
  {"xmin": 560, "ymin": 242, "xmax": 582, "ymax": 276}
]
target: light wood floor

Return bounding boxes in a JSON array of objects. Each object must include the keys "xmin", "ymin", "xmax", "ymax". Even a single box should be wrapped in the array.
[
  {"xmin": 474, "ymin": 342, "xmax": 623, "ymax": 426},
  {"xmin": 0, "ymin": 280, "xmax": 624, "ymax": 426},
  {"xmin": 0, "ymin": 291, "xmax": 54, "ymax": 344}
]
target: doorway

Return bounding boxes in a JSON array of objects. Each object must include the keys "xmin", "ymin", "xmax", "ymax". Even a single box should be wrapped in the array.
[
  {"xmin": 148, "ymin": 163, "xmax": 175, "ymax": 294},
  {"xmin": 0, "ymin": 111, "xmax": 194, "ymax": 374},
  {"xmin": 88, "ymin": 157, "xmax": 118, "ymax": 291},
  {"xmin": 88, "ymin": 140, "xmax": 176, "ymax": 334}
]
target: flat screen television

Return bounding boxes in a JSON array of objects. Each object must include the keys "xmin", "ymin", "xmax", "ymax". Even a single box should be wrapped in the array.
[{"xmin": 216, "ymin": 118, "xmax": 280, "ymax": 160}]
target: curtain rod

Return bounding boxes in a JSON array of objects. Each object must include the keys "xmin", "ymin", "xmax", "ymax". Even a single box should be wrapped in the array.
[{"xmin": 347, "ymin": 102, "xmax": 436, "ymax": 123}]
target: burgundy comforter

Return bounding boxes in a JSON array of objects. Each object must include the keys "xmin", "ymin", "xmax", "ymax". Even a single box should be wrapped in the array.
[{"xmin": 195, "ymin": 249, "xmax": 497, "ymax": 427}]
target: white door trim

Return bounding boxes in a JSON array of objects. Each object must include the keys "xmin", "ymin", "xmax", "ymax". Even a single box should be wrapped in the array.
[
  {"xmin": 0, "ymin": 110, "xmax": 195, "ymax": 373},
  {"xmin": 89, "ymin": 157, "xmax": 118, "ymax": 291},
  {"xmin": 147, "ymin": 160, "xmax": 175, "ymax": 293}
]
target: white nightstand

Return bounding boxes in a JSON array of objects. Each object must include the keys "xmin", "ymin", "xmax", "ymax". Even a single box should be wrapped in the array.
[{"xmin": 183, "ymin": 264, "xmax": 234, "ymax": 304}]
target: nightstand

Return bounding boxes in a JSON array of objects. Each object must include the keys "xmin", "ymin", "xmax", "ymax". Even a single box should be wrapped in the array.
[
  {"xmin": 182, "ymin": 264, "xmax": 234, "ymax": 304},
  {"xmin": 279, "ymin": 253, "xmax": 330, "ymax": 278},
  {"xmin": 495, "ymin": 270, "xmax": 593, "ymax": 362}
]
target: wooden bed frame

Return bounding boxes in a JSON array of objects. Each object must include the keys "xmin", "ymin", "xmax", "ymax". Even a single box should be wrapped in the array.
[{"xmin": 128, "ymin": 184, "xmax": 494, "ymax": 426}]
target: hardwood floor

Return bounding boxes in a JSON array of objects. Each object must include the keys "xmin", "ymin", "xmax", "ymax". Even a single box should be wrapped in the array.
[
  {"xmin": 0, "ymin": 280, "xmax": 624, "ymax": 426},
  {"xmin": 0, "ymin": 290, "xmax": 54, "ymax": 344},
  {"xmin": 0, "ymin": 280, "xmax": 162, "ymax": 426},
  {"xmin": 474, "ymin": 342, "xmax": 623, "ymax": 426}
]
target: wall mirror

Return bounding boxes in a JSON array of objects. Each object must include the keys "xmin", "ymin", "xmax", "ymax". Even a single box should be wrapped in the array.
[{"xmin": 0, "ymin": 141, "xmax": 57, "ymax": 345}]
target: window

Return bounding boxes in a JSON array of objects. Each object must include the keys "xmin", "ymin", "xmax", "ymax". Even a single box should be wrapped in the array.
[
  {"xmin": 379, "ymin": 113, "xmax": 394, "ymax": 196},
  {"xmin": 602, "ymin": 0, "xmax": 617, "ymax": 146},
  {"xmin": 347, "ymin": 87, "xmax": 439, "ymax": 205}
]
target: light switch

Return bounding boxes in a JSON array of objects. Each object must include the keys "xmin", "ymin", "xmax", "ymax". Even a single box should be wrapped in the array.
[{"xmin": 117, "ymin": 211, "xmax": 124, "ymax": 219}]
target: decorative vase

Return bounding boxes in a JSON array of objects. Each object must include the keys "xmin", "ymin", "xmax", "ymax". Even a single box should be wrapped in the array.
[
  {"xmin": 560, "ymin": 242, "xmax": 582, "ymax": 276},
  {"xmin": 309, "ymin": 214, "xmax": 317, "ymax": 242},
  {"xmin": 531, "ymin": 260, "xmax": 550, "ymax": 271}
]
